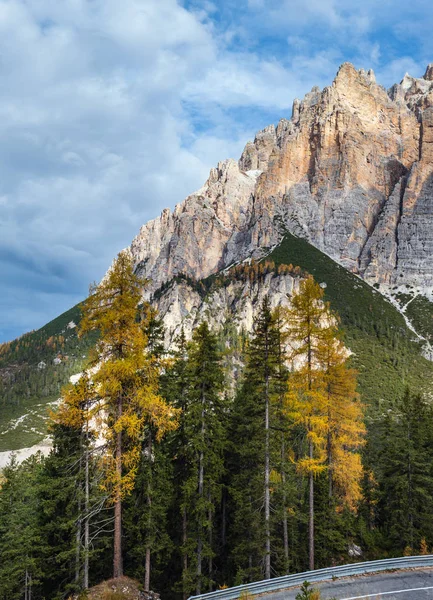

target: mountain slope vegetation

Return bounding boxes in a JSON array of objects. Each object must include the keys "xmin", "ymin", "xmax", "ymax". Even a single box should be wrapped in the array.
[
  {"xmin": 1, "ymin": 232, "xmax": 432, "ymax": 453},
  {"xmin": 0, "ymin": 304, "xmax": 95, "ymax": 451},
  {"xmin": 267, "ymin": 232, "xmax": 433, "ymax": 407}
]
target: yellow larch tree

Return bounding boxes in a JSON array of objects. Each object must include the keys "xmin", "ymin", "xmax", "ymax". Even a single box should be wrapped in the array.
[
  {"xmin": 76, "ymin": 250, "xmax": 179, "ymax": 580},
  {"xmin": 284, "ymin": 276, "xmax": 365, "ymax": 569},
  {"xmin": 284, "ymin": 276, "xmax": 332, "ymax": 571},
  {"xmin": 317, "ymin": 327, "xmax": 365, "ymax": 511}
]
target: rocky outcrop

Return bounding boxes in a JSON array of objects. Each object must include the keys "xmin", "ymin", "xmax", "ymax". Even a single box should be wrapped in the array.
[
  {"xmin": 239, "ymin": 124, "xmax": 278, "ymax": 172},
  {"xmin": 153, "ymin": 270, "xmax": 302, "ymax": 347},
  {"xmin": 129, "ymin": 62, "xmax": 433, "ymax": 300},
  {"xmin": 132, "ymin": 159, "xmax": 259, "ymax": 294},
  {"xmin": 86, "ymin": 577, "xmax": 160, "ymax": 600}
]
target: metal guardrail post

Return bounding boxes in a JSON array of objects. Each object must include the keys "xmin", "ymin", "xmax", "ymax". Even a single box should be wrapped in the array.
[{"xmin": 188, "ymin": 555, "xmax": 433, "ymax": 600}]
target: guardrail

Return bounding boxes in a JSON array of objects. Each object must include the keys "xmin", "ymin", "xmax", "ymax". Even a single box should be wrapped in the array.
[{"xmin": 188, "ymin": 555, "xmax": 433, "ymax": 600}]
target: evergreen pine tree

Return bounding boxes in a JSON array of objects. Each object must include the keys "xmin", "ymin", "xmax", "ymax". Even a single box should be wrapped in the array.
[
  {"xmin": 229, "ymin": 298, "xmax": 282, "ymax": 582},
  {"xmin": 124, "ymin": 304, "xmax": 172, "ymax": 591},
  {"xmin": 0, "ymin": 455, "xmax": 44, "ymax": 600},
  {"xmin": 160, "ymin": 329, "xmax": 192, "ymax": 599},
  {"xmin": 376, "ymin": 388, "xmax": 433, "ymax": 553},
  {"xmin": 182, "ymin": 322, "xmax": 226, "ymax": 595},
  {"xmin": 272, "ymin": 306, "xmax": 295, "ymax": 575},
  {"xmin": 124, "ymin": 436, "xmax": 174, "ymax": 593},
  {"xmin": 54, "ymin": 371, "xmax": 107, "ymax": 591},
  {"xmin": 36, "ymin": 424, "xmax": 84, "ymax": 598}
]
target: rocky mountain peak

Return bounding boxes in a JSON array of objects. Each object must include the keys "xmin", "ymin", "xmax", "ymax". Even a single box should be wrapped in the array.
[
  {"xmin": 129, "ymin": 62, "xmax": 433, "ymax": 304},
  {"xmin": 424, "ymin": 63, "xmax": 433, "ymax": 81},
  {"xmin": 388, "ymin": 67, "xmax": 433, "ymax": 116},
  {"xmin": 238, "ymin": 124, "xmax": 277, "ymax": 172},
  {"xmin": 334, "ymin": 61, "xmax": 373, "ymax": 86}
]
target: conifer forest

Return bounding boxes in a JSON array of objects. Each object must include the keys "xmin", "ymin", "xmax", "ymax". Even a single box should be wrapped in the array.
[{"xmin": 1, "ymin": 252, "xmax": 432, "ymax": 600}]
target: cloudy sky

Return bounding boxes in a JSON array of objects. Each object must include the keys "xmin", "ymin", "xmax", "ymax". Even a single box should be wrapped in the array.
[{"xmin": 0, "ymin": 0, "xmax": 432, "ymax": 343}]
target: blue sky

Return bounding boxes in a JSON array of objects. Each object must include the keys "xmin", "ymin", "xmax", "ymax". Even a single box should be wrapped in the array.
[{"xmin": 0, "ymin": 0, "xmax": 432, "ymax": 343}]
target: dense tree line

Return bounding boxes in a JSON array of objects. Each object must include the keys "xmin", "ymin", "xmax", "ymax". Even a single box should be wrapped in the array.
[{"xmin": 0, "ymin": 254, "xmax": 432, "ymax": 600}]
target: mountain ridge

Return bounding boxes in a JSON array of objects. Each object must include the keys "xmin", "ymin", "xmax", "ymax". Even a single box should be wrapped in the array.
[
  {"xmin": 2, "ymin": 61, "xmax": 433, "ymax": 459},
  {"xmin": 130, "ymin": 61, "xmax": 433, "ymax": 301}
]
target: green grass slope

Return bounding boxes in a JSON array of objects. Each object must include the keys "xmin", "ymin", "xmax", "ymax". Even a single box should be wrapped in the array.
[
  {"xmin": 267, "ymin": 232, "xmax": 433, "ymax": 408},
  {"xmin": 0, "ymin": 303, "xmax": 96, "ymax": 451},
  {"xmin": 393, "ymin": 292, "xmax": 433, "ymax": 342}
]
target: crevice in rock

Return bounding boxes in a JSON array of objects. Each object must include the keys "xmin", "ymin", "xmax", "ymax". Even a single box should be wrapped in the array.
[
  {"xmin": 357, "ymin": 162, "xmax": 408, "ymax": 277},
  {"xmin": 307, "ymin": 121, "xmax": 320, "ymax": 194},
  {"xmin": 419, "ymin": 119, "xmax": 424, "ymax": 161},
  {"xmin": 395, "ymin": 173, "xmax": 409, "ymax": 273}
]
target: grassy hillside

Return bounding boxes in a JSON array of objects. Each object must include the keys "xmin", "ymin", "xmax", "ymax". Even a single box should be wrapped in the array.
[
  {"xmin": 267, "ymin": 232, "xmax": 433, "ymax": 408},
  {"xmin": 0, "ymin": 303, "xmax": 96, "ymax": 451},
  {"xmin": 394, "ymin": 292, "xmax": 433, "ymax": 342}
]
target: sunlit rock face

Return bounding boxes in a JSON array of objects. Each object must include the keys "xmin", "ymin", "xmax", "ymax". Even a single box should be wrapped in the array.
[
  {"xmin": 129, "ymin": 62, "xmax": 433, "ymax": 299},
  {"xmin": 152, "ymin": 271, "xmax": 301, "ymax": 348}
]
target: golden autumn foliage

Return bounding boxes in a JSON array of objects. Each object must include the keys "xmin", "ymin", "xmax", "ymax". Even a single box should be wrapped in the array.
[
  {"xmin": 57, "ymin": 251, "xmax": 179, "ymax": 502},
  {"xmin": 84, "ymin": 251, "xmax": 178, "ymax": 500},
  {"xmin": 53, "ymin": 371, "xmax": 98, "ymax": 431},
  {"xmin": 284, "ymin": 277, "xmax": 332, "ymax": 477},
  {"xmin": 56, "ymin": 250, "xmax": 180, "ymax": 577},
  {"xmin": 317, "ymin": 327, "xmax": 365, "ymax": 509},
  {"xmin": 219, "ymin": 259, "xmax": 304, "ymax": 285},
  {"xmin": 420, "ymin": 538, "xmax": 429, "ymax": 555},
  {"xmin": 284, "ymin": 276, "xmax": 365, "ymax": 509}
]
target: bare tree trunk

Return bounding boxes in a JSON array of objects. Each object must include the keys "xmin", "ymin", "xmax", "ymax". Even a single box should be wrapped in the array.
[
  {"xmin": 281, "ymin": 438, "xmax": 289, "ymax": 573},
  {"xmin": 408, "ymin": 422, "xmax": 413, "ymax": 549},
  {"xmin": 196, "ymin": 398, "xmax": 205, "ymax": 595},
  {"xmin": 208, "ymin": 493, "xmax": 213, "ymax": 592},
  {"xmin": 327, "ymin": 388, "xmax": 333, "ymax": 504},
  {"xmin": 196, "ymin": 457, "xmax": 203, "ymax": 594},
  {"xmin": 307, "ymin": 328, "xmax": 314, "ymax": 571},
  {"xmin": 264, "ymin": 355, "xmax": 271, "ymax": 579},
  {"xmin": 75, "ymin": 515, "xmax": 82, "ymax": 585},
  {"xmin": 144, "ymin": 547, "xmax": 151, "ymax": 591},
  {"xmin": 113, "ymin": 396, "xmax": 123, "ymax": 579},
  {"xmin": 328, "ymin": 431, "xmax": 333, "ymax": 503},
  {"xmin": 221, "ymin": 489, "xmax": 227, "ymax": 549},
  {"xmin": 277, "ymin": 315, "xmax": 289, "ymax": 575},
  {"xmin": 75, "ymin": 452, "xmax": 83, "ymax": 586},
  {"xmin": 84, "ymin": 423, "xmax": 90, "ymax": 589},
  {"xmin": 309, "ymin": 440, "xmax": 314, "ymax": 571},
  {"xmin": 182, "ymin": 507, "xmax": 188, "ymax": 600},
  {"xmin": 24, "ymin": 569, "xmax": 32, "ymax": 600},
  {"xmin": 197, "ymin": 448, "xmax": 204, "ymax": 594},
  {"xmin": 145, "ymin": 431, "xmax": 152, "ymax": 592}
]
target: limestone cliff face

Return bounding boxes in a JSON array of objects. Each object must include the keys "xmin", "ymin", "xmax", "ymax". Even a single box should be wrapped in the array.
[
  {"xmin": 130, "ymin": 62, "xmax": 433, "ymax": 299},
  {"xmin": 131, "ymin": 160, "xmax": 260, "ymax": 293},
  {"xmin": 152, "ymin": 271, "xmax": 301, "ymax": 348}
]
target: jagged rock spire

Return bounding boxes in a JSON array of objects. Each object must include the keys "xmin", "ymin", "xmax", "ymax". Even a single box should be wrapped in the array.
[{"xmin": 127, "ymin": 61, "xmax": 433, "ymax": 301}]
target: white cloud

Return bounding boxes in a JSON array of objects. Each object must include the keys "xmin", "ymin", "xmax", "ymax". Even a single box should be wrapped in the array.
[
  {"xmin": 376, "ymin": 57, "xmax": 427, "ymax": 87},
  {"xmin": 0, "ymin": 0, "xmax": 432, "ymax": 341}
]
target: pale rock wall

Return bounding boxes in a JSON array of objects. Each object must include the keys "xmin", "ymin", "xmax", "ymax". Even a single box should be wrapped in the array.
[
  {"xmin": 153, "ymin": 272, "xmax": 301, "ymax": 348},
  {"xmin": 128, "ymin": 62, "xmax": 433, "ymax": 299}
]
